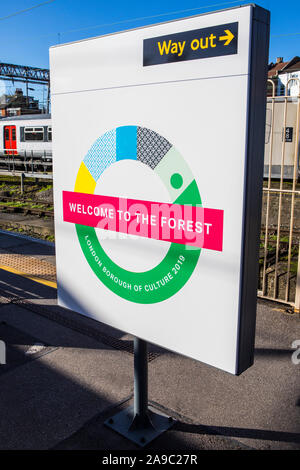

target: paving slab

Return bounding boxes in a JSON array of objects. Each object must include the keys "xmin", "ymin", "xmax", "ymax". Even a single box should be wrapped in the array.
[
  {"xmin": 0, "ymin": 264, "xmax": 56, "ymax": 301},
  {"xmin": 0, "ymin": 320, "xmax": 58, "ymax": 377},
  {"xmin": 147, "ymin": 302, "xmax": 300, "ymax": 450},
  {"xmin": 0, "ymin": 231, "xmax": 55, "ymax": 265},
  {"xmin": 0, "ymin": 302, "xmax": 133, "ymax": 450},
  {"xmin": 0, "ymin": 250, "xmax": 56, "ymax": 285},
  {"xmin": 0, "ymin": 230, "xmax": 299, "ymax": 450},
  {"xmin": 53, "ymin": 399, "xmax": 249, "ymax": 450},
  {"xmin": 5, "ymin": 244, "xmax": 56, "ymax": 265},
  {"xmin": 0, "ymin": 267, "xmax": 162, "ymax": 356}
]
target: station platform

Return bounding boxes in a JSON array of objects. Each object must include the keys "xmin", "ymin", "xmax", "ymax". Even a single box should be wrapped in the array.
[
  {"xmin": 0, "ymin": 230, "xmax": 56, "ymax": 288},
  {"xmin": 0, "ymin": 229, "xmax": 299, "ymax": 450}
]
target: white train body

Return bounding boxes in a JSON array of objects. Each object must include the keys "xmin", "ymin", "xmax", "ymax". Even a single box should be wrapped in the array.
[
  {"xmin": 264, "ymin": 98, "xmax": 299, "ymax": 180},
  {"xmin": 0, "ymin": 114, "xmax": 52, "ymax": 157},
  {"xmin": 0, "ymin": 111, "xmax": 298, "ymax": 179}
]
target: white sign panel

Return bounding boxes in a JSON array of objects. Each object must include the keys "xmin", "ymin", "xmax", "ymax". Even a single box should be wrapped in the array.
[{"xmin": 50, "ymin": 5, "xmax": 270, "ymax": 374}]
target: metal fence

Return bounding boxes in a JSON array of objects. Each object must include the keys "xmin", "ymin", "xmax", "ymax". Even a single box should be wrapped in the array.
[{"xmin": 258, "ymin": 78, "xmax": 300, "ymax": 312}]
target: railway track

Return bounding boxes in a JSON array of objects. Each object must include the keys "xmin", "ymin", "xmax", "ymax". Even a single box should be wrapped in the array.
[
  {"xmin": 261, "ymin": 226, "xmax": 300, "ymax": 235},
  {"xmin": 0, "ymin": 196, "xmax": 53, "ymax": 218},
  {"xmin": 0, "ymin": 154, "xmax": 52, "ymax": 178},
  {"xmin": 260, "ymin": 226, "xmax": 300, "ymax": 245},
  {"xmin": 0, "ymin": 197, "xmax": 298, "ymax": 243},
  {"xmin": 0, "ymin": 204, "xmax": 298, "ymax": 232}
]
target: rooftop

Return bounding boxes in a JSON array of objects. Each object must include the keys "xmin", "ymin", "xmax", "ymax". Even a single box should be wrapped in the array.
[
  {"xmin": 268, "ymin": 56, "xmax": 300, "ymax": 77},
  {"xmin": 0, "ymin": 113, "xmax": 51, "ymax": 121}
]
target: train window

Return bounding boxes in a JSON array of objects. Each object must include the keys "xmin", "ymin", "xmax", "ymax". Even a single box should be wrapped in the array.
[
  {"xmin": 5, "ymin": 128, "xmax": 9, "ymax": 140},
  {"xmin": 12, "ymin": 128, "xmax": 16, "ymax": 140},
  {"xmin": 48, "ymin": 126, "xmax": 52, "ymax": 142},
  {"xmin": 24, "ymin": 127, "xmax": 44, "ymax": 141}
]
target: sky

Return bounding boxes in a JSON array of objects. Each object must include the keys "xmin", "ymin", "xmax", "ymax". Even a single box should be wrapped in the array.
[{"xmin": 0, "ymin": 0, "xmax": 299, "ymax": 106}]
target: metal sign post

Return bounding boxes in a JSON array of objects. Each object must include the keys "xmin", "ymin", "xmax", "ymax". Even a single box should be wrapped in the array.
[{"xmin": 105, "ymin": 337, "xmax": 174, "ymax": 446}]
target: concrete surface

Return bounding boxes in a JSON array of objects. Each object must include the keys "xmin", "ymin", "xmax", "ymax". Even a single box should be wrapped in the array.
[{"xmin": 0, "ymin": 230, "xmax": 299, "ymax": 450}]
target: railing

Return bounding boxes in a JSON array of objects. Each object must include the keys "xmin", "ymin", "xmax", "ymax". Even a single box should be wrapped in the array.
[{"xmin": 258, "ymin": 78, "xmax": 300, "ymax": 312}]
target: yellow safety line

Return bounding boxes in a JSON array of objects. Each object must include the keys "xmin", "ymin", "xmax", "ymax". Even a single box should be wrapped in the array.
[{"xmin": 0, "ymin": 265, "xmax": 57, "ymax": 289}]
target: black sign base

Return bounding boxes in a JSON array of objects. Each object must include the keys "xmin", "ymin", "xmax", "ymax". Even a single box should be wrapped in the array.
[
  {"xmin": 105, "ymin": 337, "xmax": 174, "ymax": 447},
  {"xmin": 105, "ymin": 405, "xmax": 174, "ymax": 447}
]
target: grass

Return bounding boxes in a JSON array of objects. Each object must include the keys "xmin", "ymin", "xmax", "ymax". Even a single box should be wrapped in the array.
[
  {"xmin": 261, "ymin": 232, "xmax": 293, "ymax": 244},
  {"xmin": 30, "ymin": 204, "xmax": 47, "ymax": 209},
  {"xmin": 263, "ymin": 179, "xmax": 300, "ymax": 190},
  {"xmin": 0, "ymin": 201, "xmax": 52, "ymax": 211},
  {"xmin": 38, "ymin": 184, "xmax": 52, "ymax": 192},
  {"xmin": 0, "ymin": 176, "xmax": 53, "ymax": 196},
  {"xmin": 0, "ymin": 201, "xmax": 28, "ymax": 208},
  {"xmin": 0, "ymin": 177, "xmax": 53, "ymax": 210}
]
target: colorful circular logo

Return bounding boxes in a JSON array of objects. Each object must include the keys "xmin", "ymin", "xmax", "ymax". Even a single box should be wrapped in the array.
[{"xmin": 74, "ymin": 126, "xmax": 201, "ymax": 304}]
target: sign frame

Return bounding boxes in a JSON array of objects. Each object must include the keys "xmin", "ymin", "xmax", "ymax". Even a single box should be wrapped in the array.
[
  {"xmin": 50, "ymin": 4, "xmax": 270, "ymax": 376},
  {"xmin": 234, "ymin": 4, "xmax": 269, "ymax": 374}
]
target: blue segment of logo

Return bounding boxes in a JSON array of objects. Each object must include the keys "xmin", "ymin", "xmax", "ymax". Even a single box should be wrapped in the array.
[
  {"xmin": 116, "ymin": 126, "xmax": 137, "ymax": 161},
  {"xmin": 83, "ymin": 129, "xmax": 116, "ymax": 181}
]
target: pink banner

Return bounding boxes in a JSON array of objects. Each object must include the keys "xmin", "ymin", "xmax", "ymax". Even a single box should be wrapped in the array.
[{"xmin": 63, "ymin": 191, "xmax": 224, "ymax": 251}]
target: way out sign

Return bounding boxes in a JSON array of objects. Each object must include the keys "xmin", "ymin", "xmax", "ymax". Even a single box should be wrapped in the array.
[
  {"xmin": 143, "ymin": 21, "xmax": 238, "ymax": 65},
  {"xmin": 50, "ymin": 4, "xmax": 270, "ymax": 375}
]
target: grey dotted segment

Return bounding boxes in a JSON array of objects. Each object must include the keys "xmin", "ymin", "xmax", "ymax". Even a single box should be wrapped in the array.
[{"xmin": 137, "ymin": 127, "xmax": 172, "ymax": 169}]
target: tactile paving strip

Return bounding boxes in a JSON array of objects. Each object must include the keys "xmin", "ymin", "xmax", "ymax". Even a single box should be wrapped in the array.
[
  {"xmin": 0, "ymin": 251, "xmax": 56, "ymax": 284},
  {"xmin": 0, "ymin": 250, "xmax": 161, "ymax": 361}
]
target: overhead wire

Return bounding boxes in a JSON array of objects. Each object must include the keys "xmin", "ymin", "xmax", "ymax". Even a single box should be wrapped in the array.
[{"xmin": 0, "ymin": 1, "xmax": 55, "ymax": 21}]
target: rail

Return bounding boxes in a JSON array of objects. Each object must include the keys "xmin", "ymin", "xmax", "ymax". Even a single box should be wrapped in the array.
[{"xmin": 0, "ymin": 149, "xmax": 52, "ymax": 179}]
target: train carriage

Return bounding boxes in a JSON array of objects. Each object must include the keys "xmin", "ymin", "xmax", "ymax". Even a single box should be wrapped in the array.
[
  {"xmin": 0, "ymin": 110, "xmax": 299, "ymax": 180},
  {"xmin": 264, "ymin": 98, "xmax": 299, "ymax": 180},
  {"xmin": 0, "ymin": 114, "xmax": 52, "ymax": 158}
]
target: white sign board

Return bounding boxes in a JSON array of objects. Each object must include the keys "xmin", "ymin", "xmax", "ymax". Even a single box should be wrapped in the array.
[{"xmin": 50, "ymin": 4, "xmax": 270, "ymax": 374}]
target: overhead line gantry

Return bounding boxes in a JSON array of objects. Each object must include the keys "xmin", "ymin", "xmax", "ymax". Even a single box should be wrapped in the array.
[{"xmin": 0, "ymin": 62, "xmax": 50, "ymax": 112}]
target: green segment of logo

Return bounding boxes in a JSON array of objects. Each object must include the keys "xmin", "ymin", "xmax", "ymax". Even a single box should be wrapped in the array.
[
  {"xmin": 170, "ymin": 173, "xmax": 184, "ymax": 189},
  {"xmin": 76, "ymin": 225, "xmax": 200, "ymax": 304},
  {"xmin": 76, "ymin": 179, "xmax": 202, "ymax": 304}
]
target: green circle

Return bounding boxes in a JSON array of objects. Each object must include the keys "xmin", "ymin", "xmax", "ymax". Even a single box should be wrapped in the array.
[
  {"xmin": 170, "ymin": 173, "xmax": 183, "ymax": 189},
  {"xmin": 76, "ymin": 224, "xmax": 200, "ymax": 304},
  {"xmin": 76, "ymin": 126, "xmax": 201, "ymax": 304}
]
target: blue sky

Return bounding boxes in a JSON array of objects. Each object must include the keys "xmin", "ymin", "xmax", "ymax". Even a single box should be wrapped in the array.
[{"xmin": 0, "ymin": 0, "xmax": 299, "ymax": 105}]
